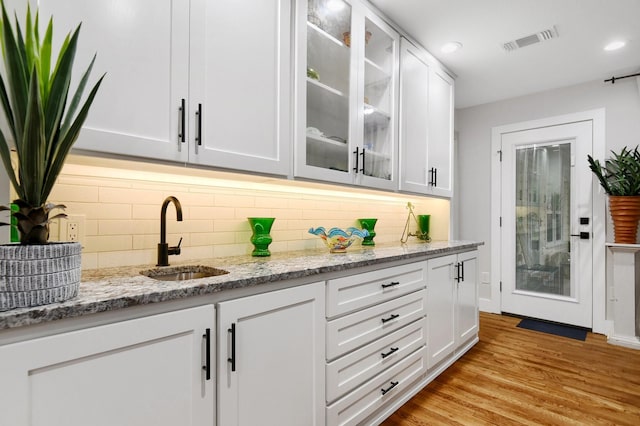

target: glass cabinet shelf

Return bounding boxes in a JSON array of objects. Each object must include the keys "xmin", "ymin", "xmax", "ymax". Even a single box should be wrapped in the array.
[
  {"xmin": 364, "ymin": 103, "xmax": 391, "ymax": 121},
  {"xmin": 306, "ymin": 132, "xmax": 348, "ymax": 147},
  {"xmin": 364, "ymin": 57, "xmax": 389, "ymax": 77},
  {"xmin": 307, "ymin": 77, "xmax": 346, "ymax": 98},
  {"xmin": 307, "ymin": 21, "xmax": 346, "ymax": 48}
]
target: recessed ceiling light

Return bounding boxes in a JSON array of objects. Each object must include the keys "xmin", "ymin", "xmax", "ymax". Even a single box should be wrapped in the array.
[
  {"xmin": 441, "ymin": 42, "xmax": 462, "ymax": 53},
  {"xmin": 604, "ymin": 40, "xmax": 626, "ymax": 51}
]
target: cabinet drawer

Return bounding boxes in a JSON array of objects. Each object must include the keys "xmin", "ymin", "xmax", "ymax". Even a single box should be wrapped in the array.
[
  {"xmin": 326, "ymin": 346, "xmax": 426, "ymax": 426},
  {"xmin": 327, "ymin": 262, "xmax": 426, "ymax": 318},
  {"xmin": 327, "ymin": 290, "xmax": 426, "ymax": 360},
  {"xmin": 326, "ymin": 318, "xmax": 426, "ymax": 403}
]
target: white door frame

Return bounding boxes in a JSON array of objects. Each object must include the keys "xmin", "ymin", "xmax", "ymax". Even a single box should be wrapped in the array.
[{"xmin": 489, "ymin": 109, "xmax": 609, "ymax": 334}]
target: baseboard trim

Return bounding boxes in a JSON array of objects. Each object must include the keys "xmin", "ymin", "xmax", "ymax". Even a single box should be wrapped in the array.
[{"xmin": 608, "ymin": 334, "xmax": 640, "ymax": 350}]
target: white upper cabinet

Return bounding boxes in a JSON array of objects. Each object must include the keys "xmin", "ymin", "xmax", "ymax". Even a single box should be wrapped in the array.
[
  {"xmin": 399, "ymin": 38, "xmax": 430, "ymax": 193},
  {"xmin": 427, "ymin": 64, "xmax": 454, "ymax": 197},
  {"xmin": 189, "ymin": 0, "xmax": 292, "ymax": 175},
  {"xmin": 295, "ymin": 0, "xmax": 399, "ymax": 190},
  {"xmin": 399, "ymin": 37, "xmax": 454, "ymax": 197},
  {"xmin": 32, "ymin": 0, "xmax": 190, "ymax": 162},
  {"xmin": 23, "ymin": 0, "xmax": 291, "ymax": 175}
]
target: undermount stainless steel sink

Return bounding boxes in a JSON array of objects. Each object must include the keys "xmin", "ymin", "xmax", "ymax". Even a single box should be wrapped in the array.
[{"xmin": 141, "ymin": 265, "xmax": 229, "ymax": 281}]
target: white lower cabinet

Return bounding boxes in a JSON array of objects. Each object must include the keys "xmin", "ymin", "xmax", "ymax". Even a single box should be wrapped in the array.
[
  {"xmin": 217, "ymin": 282, "xmax": 325, "ymax": 426},
  {"xmin": 0, "ymin": 250, "xmax": 479, "ymax": 426},
  {"xmin": 427, "ymin": 250, "xmax": 479, "ymax": 369},
  {"xmin": 325, "ymin": 262, "xmax": 428, "ymax": 425},
  {"xmin": 0, "ymin": 305, "xmax": 215, "ymax": 426}
]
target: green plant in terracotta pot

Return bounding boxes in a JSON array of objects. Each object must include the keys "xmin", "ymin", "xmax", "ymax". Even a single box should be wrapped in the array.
[
  {"xmin": 0, "ymin": 3, "xmax": 104, "ymax": 310},
  {"xmin": 588, "ymin": 146, "xmax": 640, "ymax": 244}
]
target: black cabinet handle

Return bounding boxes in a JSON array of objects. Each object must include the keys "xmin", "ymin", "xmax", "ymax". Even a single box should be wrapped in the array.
[
  {"xmin": 381, "ymin": 347, "xmax": 399, "ymax": 359},
  {"xmin": 228, "ymin": 323, "xmax": 236, "ymax": 372},
  {"xmin": 428, "ymin": 167, "xmax": 435, "ymax": 186},
  {"xmin": 360, "ymin": 147, "xmax": 366, "ymax": 174},
  {"xmin": 381, "ymin": 281, "xmax": 400, "ymax": 289},
  {"xmin": 460, "ymin": 261, "xmax": 465, "ymax": 282},
  {"xmin": 381, "ymin": 381, "xmax": 399, "ymax": 395},
  {"xmin": 196, "ymin": 103, "xmax": 202, "ymax": 146},
  {"xmin": 179, "ymin": 98, "xmax": 186, "ymax": 143},
  {"xmin": 381, "ymin": 313, "xmax": 400, "ymax": 324},
  {"xmin": 202, "ymin": 328, "xmax": 211, "ymax": 380},
  {"xmin": 434, "ymin": 168, "xmax": 437, "ymax": 187},
  {"xmin": 353, "ymin": 147, "xmax": 359, "ymax": 173},
  {"xmin": 454, "ymin": 262, "xmax": 461, "ymax": 282}
]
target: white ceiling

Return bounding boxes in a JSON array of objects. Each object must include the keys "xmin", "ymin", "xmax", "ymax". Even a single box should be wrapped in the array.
[{"xmin": 368, "ymin": 0, "xmax": 640, "ymax": 108}]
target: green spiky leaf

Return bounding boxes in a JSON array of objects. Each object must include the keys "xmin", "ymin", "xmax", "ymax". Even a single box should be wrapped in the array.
[
  {"xmin": 0, "ymin": 2, "xmax": 103, "ymax": 244},
  {"xmin": 588, "ymin": 146, "xmax": 640, "ymax": 196}
]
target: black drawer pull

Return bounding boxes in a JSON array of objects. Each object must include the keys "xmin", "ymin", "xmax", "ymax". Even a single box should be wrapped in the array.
[
  {"xmin": 381, "ymin": 380, "xmax": 399, "ymax": 395},
  {"xmin": 202, "ymin": 328, "xmax": 211, "ymax": 380},
  {"xmin": 381, "ymin": 347, "xmax": 399, "ymax": 359},
  {"xmin": 381, "ymin": 314, "xmax": 400, "ymax": 324},
  {"xmin": 381, "ymin": 281, "xmax": 400, "ymax": 289}
]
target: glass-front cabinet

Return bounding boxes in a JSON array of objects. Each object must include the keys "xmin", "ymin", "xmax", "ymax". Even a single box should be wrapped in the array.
[{"xmin": 296, "ymin": 0, "xmax": 399, "ymax": 190}]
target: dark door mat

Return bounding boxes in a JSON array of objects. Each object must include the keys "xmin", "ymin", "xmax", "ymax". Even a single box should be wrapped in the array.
[{"xmin": 516, "ymin": 318, "xmax": 587, "ymax": 341}]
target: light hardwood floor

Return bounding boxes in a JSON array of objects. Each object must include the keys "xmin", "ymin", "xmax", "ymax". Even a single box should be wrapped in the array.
[{"xmin": 382, "ymin": 312, "xmax": 640, "ymax": 425}]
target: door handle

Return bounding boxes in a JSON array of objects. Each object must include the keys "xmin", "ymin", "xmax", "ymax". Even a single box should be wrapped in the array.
[{"xmin": 570, "ymin": 232, "xmax": 590, "ymax": 240}]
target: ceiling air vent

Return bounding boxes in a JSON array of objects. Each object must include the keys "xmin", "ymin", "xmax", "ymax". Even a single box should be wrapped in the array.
[{"xmin": 502, "ymin": 26, "xmax": 558, "ymax": 52}]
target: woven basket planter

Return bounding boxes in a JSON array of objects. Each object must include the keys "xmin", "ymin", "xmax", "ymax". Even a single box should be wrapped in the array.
[{"xmin": 0, "ymin": 242, "xmax": 81, "ymax": 311}]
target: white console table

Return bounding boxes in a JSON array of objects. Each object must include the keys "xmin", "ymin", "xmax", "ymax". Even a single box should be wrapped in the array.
[{"xmin": 606, "ymin": 243, "xmax": 640, "ymax": 349}]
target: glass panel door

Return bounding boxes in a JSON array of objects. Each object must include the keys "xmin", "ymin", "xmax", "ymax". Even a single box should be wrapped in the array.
[
  {"xmin": 501, "ymin": 122, "xmax": 593, "ymax": 328},
  {"xmin": 305, "ymin": 0, "xmax": 352, "ymax": 173},
  {"xmin": 515, "ymin": 143, "xmax": 572, "ymax": 297},
  {"xmin": 362, "ymin": 16, "xmax": 393, "ymax": 181}
]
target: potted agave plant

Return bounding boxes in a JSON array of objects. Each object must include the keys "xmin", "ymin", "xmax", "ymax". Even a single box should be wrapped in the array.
[
  {"xmin": 0, "ymin": 3, "xmax": 103, "ymax": 310},
  {"xmin": 588, "ymin": 146, "xmax": 640, "ymax": 244}
]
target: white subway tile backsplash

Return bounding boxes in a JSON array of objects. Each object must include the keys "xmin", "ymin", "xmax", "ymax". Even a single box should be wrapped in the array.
[
  {"xmin": 50, "ymin": 184, "xmax": 99, "ymax": 203},
  {"xmin": 39, "ymin": 155, "xmax": 450, "ymax": 270}
]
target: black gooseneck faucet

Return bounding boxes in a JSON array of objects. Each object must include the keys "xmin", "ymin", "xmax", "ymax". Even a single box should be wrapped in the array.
[{"xmin": 157, "ymin": 196, "xmax": 183, "ymax": 266}]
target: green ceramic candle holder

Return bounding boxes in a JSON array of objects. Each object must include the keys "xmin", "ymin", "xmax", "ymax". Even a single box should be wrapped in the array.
[
  {"xmin": 248, "ymin": 217, "xmax": 275, "ymax": 256},
  {"xmin": 358, "ymin": 218, "xmax": 378, "ymax": 246}
]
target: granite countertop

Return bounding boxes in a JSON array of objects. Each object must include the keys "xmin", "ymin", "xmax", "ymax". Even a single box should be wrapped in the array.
[{"xmin": 0, "ymin": 240, "xmax": 482, "ymax": 330}]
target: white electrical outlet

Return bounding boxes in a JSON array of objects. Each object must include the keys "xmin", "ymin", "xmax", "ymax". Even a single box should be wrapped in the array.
[{"xmin": 61, "ymin": 214, "xmax": 86, "ymax": 243}]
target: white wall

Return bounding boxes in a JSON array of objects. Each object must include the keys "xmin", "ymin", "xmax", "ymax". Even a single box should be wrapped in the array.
[{"xmin": 456, "ymin": 77, "xmax": 640, "ymax": 307}]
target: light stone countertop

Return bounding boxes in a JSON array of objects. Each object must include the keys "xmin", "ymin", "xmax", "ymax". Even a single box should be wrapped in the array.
[{"xmin": 0, "ymin": 240, "xmax": 483, "ymax": 330}]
